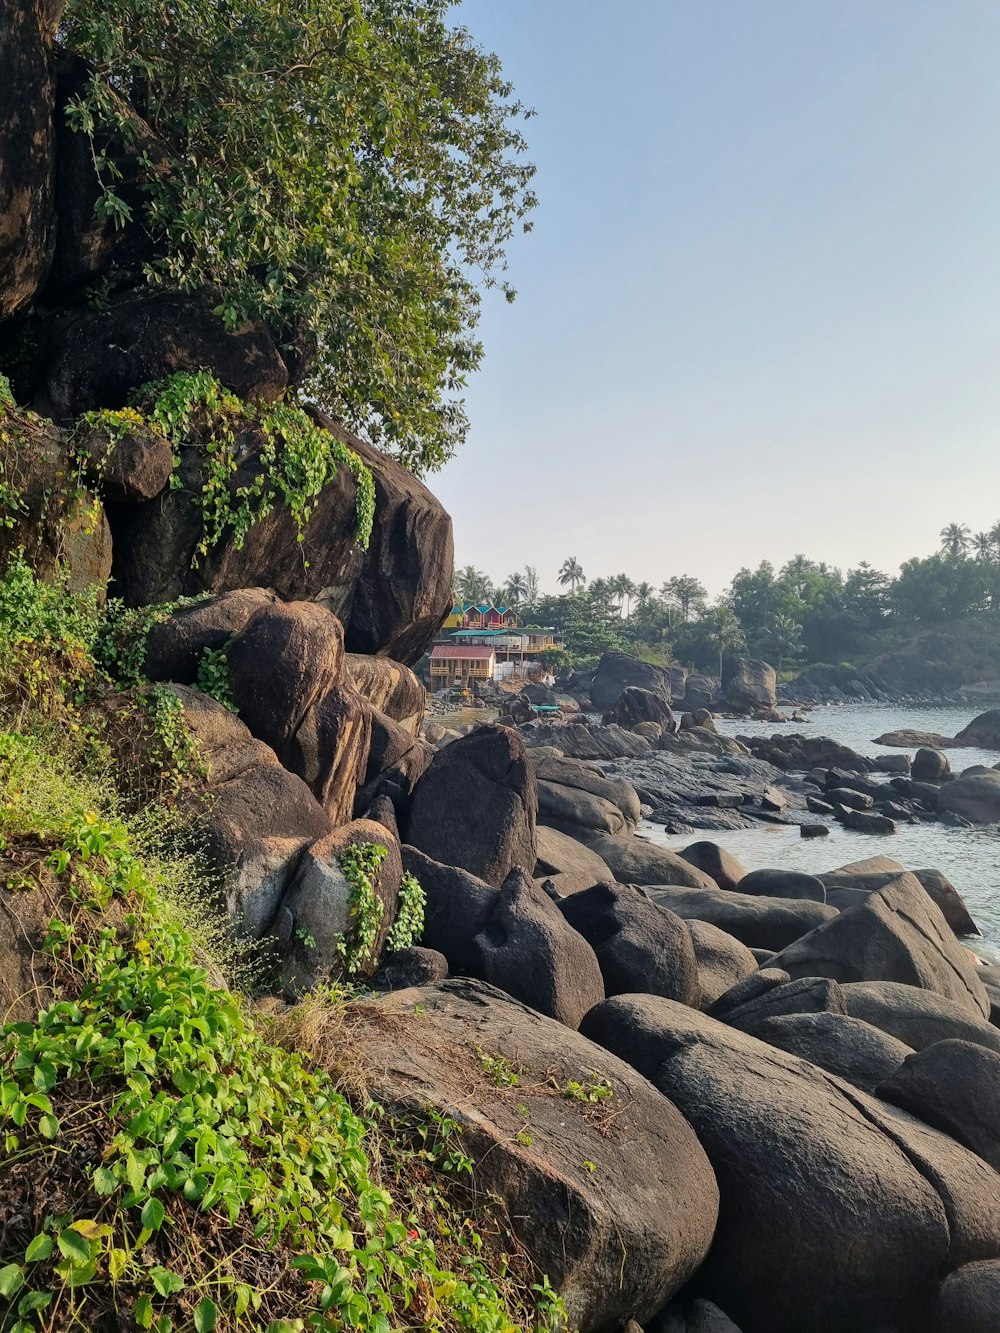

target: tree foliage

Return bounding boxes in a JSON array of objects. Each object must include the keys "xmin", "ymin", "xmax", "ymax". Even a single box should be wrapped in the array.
[{"xmin": 59, "ymin": 0, "xmax": 537, "ymax": 473}]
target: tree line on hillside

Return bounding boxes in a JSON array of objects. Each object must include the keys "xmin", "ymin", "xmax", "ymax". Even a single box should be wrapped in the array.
[{"xmin": 454, "ymin": 522, "xmax": 1000, "ymax": 676}]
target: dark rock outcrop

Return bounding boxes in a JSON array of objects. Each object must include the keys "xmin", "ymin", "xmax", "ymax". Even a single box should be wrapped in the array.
[
  {"xmin": 735, "ymin": 868, "xmax": 826, "ymax": 903},
  {"xmin": 587, "ymin": 836, "xmax": 719, "ymax": 889},
  {"xmin": 841, "ymin": 981, "xmax": 1000, "ymax": 1056},
  {"xmin": 583, "ymin": 994, "xmax": 1000, "ymax": 1333},
  {"xmin": 589, "ymin": 653, "xmax": 677, "ymax": 712},
  {"xmin": 771, "ymin": 874, "xmax": 991, "ymax": 1020},
  {"xmin": 468, "ymin": 870, "xmax": 604, "ymax": 1028},
  {"xmin": 937, "ymin": 769, "xmax": 1000, "ymax": 825},
  {"xmin": 559, "ymin": 881, "xmax": 700, "ymax": 1005},
  {"xmin": 722, "ymin": 658, "xmax": 776, "ymax": 711},
  {"xmin": 686, "ymin": 920, "xmax": 758, "ymax": 1008},
  {"xmin": 644, "ymin": 884, "xmax": 836, "ymax": 952},
  {"xmin": 934, "ymin": 1259, "xmax": 1000, "ymax": 1333},
  {"xmin": 679, "ymin": 841, "xmax": 747, "ymax": 893},
  {"xmin": 406, "ymin": 725, "xmax": 536, "ymax": 886},
  {"xmin": 368, "ymin": 946, "xmax": 448, "ymax": 992},
  {"xmin": 603, "ymin": 687, "xmax": 675, "ymax": 732},
  {"xmin": 349, "ymin": 978, "xmax": 720, "ymax": 1333},
  {"xmin": 876, "ymin": 1039, "xmax": 1000, "ymax": 1171},
  {"xmin": 534, "ymin": 826, "xmax": 613, "ymax": 897},
  {"xmin": 142, "ymin": 588, "xmax": 279, "ymax": 683},
  {"xmin": 534, "ymin": 756, "xmax": 640, "ymax": 839},
  {"xmin": 749, "ymin": 1011, "xmax": 912, "ymax": 1094},
  {"xmin": 400, "ymin": 847, "xmax": 496, "ymax": 973},
  {"xmin": 286, "ymin": 682, "xmax": 371, "ymax": 826}
]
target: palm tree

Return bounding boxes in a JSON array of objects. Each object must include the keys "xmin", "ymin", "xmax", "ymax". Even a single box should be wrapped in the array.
[
  {"xmin": 769, "ymin": 613, "xmax": 803, "ymax": 678},
  {"xmin": 455, "ymin": 565, "xmax": 494, "ymax": 605},
  {"xmin": 503, "ymin": 571, "xmax": 528, "ymax": 605},
  {"xmin": 587, "ymin": 577, "xmax": 614, "ymax": 610},
  {"xmin": 634, "ymin": 581, "xmax": 654, "ymax": 609},
  {"xmin": 708, "ymin": 604, "xmax": 745, "ymax": 680},
  {"xmin": 940, "ymin": 523, "xmax": 971, "ymax": 558},
  {"xmin": 558, "ymin": 557, "xmax": 585, "ymax": 592},
  {"xmin": 973, "ymin": 531, "xmax": 996, "ymax": 562},
  {"xmin": 609, "ymin": 574, "xmax": 637, "ymax": 616},
  {"xmin": 522, "ymin": 565, "xmax": 540, "ymax": 606}
]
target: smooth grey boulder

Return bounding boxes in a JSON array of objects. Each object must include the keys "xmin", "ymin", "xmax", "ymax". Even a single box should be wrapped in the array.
[
  {"xmin": 750, "ymin": 1012, "xmax": 912, "ymax": 1094},
  {"xmin": 686, "ymin": 919, "xmax": 758, "ymax": 1008},
  {"xmin": 468, "ymin": 869, "xmax": 605, "ymax": 1028},
  {"xmin": 534, "ymin": 825, "xmax": 614, "ymax": 897},
  {"xmin": 406, "ymin": 725, "xmax": 537, "ymax": 886},
  {"xmin": 589, "ymin": 836, "xmax": 719, "ymax": 889},
  {"xmin": 934, "ymin": 1259, "xmax": 1000, "ymax": 1333},
  {"xmin": 679, "ymin": 841, "xmax": 747, "ymax": 892},
  {"xmin": 735, "ymin": 868, "xmax": 826, "ymax": 903},
  {"xmin": 771, "ymin": 874, "xmax": 990, "ymax": 1020},
  {"xmin": 841, "ymin": 982, "xmax": 1000, "ymax": 1056},
  {"xmin": 707, "ymin": 967, "xmax": 791, "ymax": 1021},
  {"xmin": 559, "ymin": 882, "xmax": 700, "ymax": 1005},
  {"xmin": 368, "ymin": 946, "xmax": 448, "ymax": 992},
  {"xmin": 938, "ymin": 769, "xmax": 1000, "ymax": 824},
  {"xmin": 876, "ymin": 1039, "xmax": 1000, "ymax": 1172},
  {"xmin": 582, "ymin": 994, "xmax": 1000, "ymax": 1333},
  {"xmin": 644, "ymin": 884, "xmax": 836, "ymax": 951},
  {"xmin": 534, "ymin": 755, "xmax": 641, "ymax": 837},
  {"xmin": 400, "ymin": 847, "xmax": 496, "ymax": 974},
  {"xmin": 721, "ymin": 976, "xmax": 847, "ymax": 1033},
  {"xmin": 821, "ymin": 855, "xmax": 981, "ymax": 937},
  {"xmin": 349, "ymin": 978, "xmax": 720, "ymax": 1333}
]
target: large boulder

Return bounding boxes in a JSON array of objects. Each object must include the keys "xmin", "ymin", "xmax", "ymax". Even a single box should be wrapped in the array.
[
  {"xmin": 559, "ymin": 881, "xmax": 700, "ymax": 1005},
  {"xmin": 686, "ymin": 920, "xmax": 758, "ymax": 1007},
  {"xmin": 143, "ymin": 588, "xmax": 280, "ymax": 684},
  {"xmin": 107, "ymin": 416, "xmax": 452, "ymax": 665},
  {"xmin": 400, "ymin": 847, "xmax": 495, "ymax": 973},
  {"xmin": 841, "ymin": 981, "xmax": 1000, "ymax": 1056},
  {"xmin": 770, "ymin": 874, "xmax": 990, "ymax": 1020},
  {"xmin": 644, "ymin": 884, "xmax": 836, "ymax": 951},
  {"xmin": 347, "ymin": 978, "xmax": 720, "ymax": 1332},
  {"xmin": 722, "ymin": 658, "xmax": 776, "ymax": 712},
  {"xmin": 227, "ymin": 601, "xmax": 345, "ymax": 754},
  {"xmin": 343, "ymin": 653, "xmax": 425, "ymax": 734},
  {"xmin": 0, "ymin": 403, "xmax": 112, "ymax": 591},
  {"xmin": 819, "ymin": 858, "xmax": 981, "ymax": 937},
  {"xmin": 937, "ymin": 769, "xmax": 1000, "ymax": 825},
  {"xmin": 603, "ymin": 687, "xmax": 675, "ymax": 732},
  {"xmin": 355, "ymin": 708, "xmax": 433, "ymax": 816},
  {"xmin": 467, "ymin": 870, "xmax": 605, "ymax": 1028},
  {"xmin": 521, "ymin": 721, "xmax": 652, "ymax": 760},
  {"xmin": 679, "ymin": 842, "xmax": 747, "ymax": 893},
  {"xmin": 735, "ymin": 868, "xmax": 826, "ymax": 903},
  {"xmin": 582, "ymin": 994, "xmax": 1000, "ymax": 1333},
  {"xmin": 749, "ymin": 1012, "xmax": 912, "ymax": 1094},
  {"xmin": 406, "ymin": 725, "xmax": 536, "ymax": 886},
  {"xmin": 534, "ymin": 756, "xmax": 640, "ymax": 839},
  {"xmin": 953, "ymin": 710, "xmax": 1000, "ymax": 748},
  {"xmin": 587, "ymin": 835, "xmax": 719, "ymax": 889},
  {"xmin": 589, "ymin": 653, "xmax": 676, "ymax": 712},
  {"xmin": 877, "ymin": 1039, "xmax": 1000, "ymax": 1172},
  {"xmin": 0, "ymin": 0, "xmax": 59, "ymax": 318},
  {"xmin": 935, "ymin": 1260, "xmax": 1000, "ymax": 1333},
  {"xmin": 40, "ymin": 289, "xmax": 288, "ymax": 420},
  {"xmin": 912, "ymin": 746, "xmax": 950, "ymax": 781},
  {"xmin": 534, "ymin": 825, "xmax": 613, "ymax": 897},
  {"xmin": 273, "ymin": 818, "xmax": 402, "ymax": 992},
  {"xmin": 168, "ymin": 685, "xmax": 331, "ymax": 935},
  {"xmin": 285, "ymin": 682, "xmax": 372, "ymax": 826}
]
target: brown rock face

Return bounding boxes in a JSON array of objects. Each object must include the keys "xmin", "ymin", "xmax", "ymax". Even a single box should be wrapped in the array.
[
  {"xmin": 285, "ymin": 682, "xmax": 372, "ymax": 826},
  {"xmin": 107, "ymin": 416, "xmax": 452, "ymax": 665},
  {"xmin": 0, "ymin": 0, "xmax": 60, "ymax": 319},
  {"xmin": 39, "ymin": 289, "xmax": 288, "ymax": 421}
]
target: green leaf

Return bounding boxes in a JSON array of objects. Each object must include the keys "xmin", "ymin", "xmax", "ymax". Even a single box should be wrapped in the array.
[
  {"xmin": 93, "ymin": 1166, "xmax": 118, "ymax": 1196},
  {"xmin": 135, "ymin": 1294, "xmax": 154, "ymax": 1329},
  {"xmin": 141, "ymin": 1197, "xmax": 165, "ymax": 1232},
  {"xmin": 151, "ymin": 1266, "xmax": 184, "ymax": 1298},
  {"xmin": 18, "ymin": 1290, "xmax": 52, "ymax": 1315},
  {"xmin": 57, "ymin": 1229, "xmax": 92, "ymax": 1264},
  {"xmin": 0, "ymin": 1264, "xmax": 25, "ymax": 1297},
  {"xmin": 23, "ymin": 1234, "xmax": 52, "ymax": 1263},
  {"xmin": 33, "ymin": 1061, "xmax": 56, "ymax": 1093},
  {"xmin": 38, "ymin": 1113, "xmax": 60, "ymax": 1140},
  {"xmin": 194, "ymin": 1297, "xmax": 217, "ymax": 1332}
]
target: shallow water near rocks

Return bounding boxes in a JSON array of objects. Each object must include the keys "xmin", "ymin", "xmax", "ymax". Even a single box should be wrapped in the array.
[{"xmin": 652, "ymin": 702, "xmax": 1000, "ymax": 957}]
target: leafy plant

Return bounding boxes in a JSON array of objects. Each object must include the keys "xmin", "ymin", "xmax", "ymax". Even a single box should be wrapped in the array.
[
  {"xmin": 560, "ymin": 1074, "xmax": 614, "ymax": 1104},
  {"xmin": 136, "ymin": 371, "xmax": 375, "ymax": 560},
  {"xmin": 384, "ymin": 871, "xmax": 425, "ymax": 954},
  {"xmin": 334, "ymin": 842, "xmax": 389, "ymax": 977},
  {"xmin": 58, "ymin": 0, "xmax": 537, "ymax": 473},
  {"xmin": 475, "ymin": 1048, "xmax": 522, "ymax": 1089},
  {"xmin": 195, "ymin": 647, "xmax": 235, "ymax": 712}
]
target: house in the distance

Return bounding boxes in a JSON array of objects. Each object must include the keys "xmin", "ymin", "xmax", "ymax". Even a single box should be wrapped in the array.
[{"xmin": 429, "ymin": 644, "xmax": 496, "ymax": 687}]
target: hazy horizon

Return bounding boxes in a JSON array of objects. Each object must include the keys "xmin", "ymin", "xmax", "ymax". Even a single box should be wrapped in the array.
[{"xmin": 434, "ymin": 0, "xmax": 1000, "ymax": 599}]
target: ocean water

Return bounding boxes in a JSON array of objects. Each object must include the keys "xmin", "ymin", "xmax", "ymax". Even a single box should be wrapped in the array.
[{"xmin": 650, "ymin": 702, "xmax": 1000, "ymax": 957}]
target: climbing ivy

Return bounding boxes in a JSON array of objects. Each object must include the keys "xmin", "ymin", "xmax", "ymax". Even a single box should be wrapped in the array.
[
  {"xmin": 385, "ymin": 872, "xmax": 426, "ymax": 954},
  {"xmin": 334, "ymin": 842, "xmax": 389, "ymax": 978},
  {"xmin": 132, "ymin": 372, "xmax": 375, "ymax": 563},
  {"xmin": 195, "ymin": 647, "xmax": 235, "ymax": 712}
]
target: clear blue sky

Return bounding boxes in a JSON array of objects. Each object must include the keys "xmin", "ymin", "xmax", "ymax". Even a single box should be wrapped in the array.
[{"xmin": 433, "ymin": 0, "xmax": 1000, "ymax": 596}]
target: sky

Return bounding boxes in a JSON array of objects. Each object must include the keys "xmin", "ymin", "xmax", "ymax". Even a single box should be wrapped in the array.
[{"xmin": 433, "ymin": 0, "xmax": 1000, "ymax": 597}]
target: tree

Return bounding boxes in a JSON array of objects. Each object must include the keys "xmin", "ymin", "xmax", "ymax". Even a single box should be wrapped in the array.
[
  {"xmin": 973, "ymin": 531, "xmax": 995, "ymax": 561},
  {"xmin": 940, "ymin": 523, "xmax": 971, "ymax": 558},
  {"xmin": 769, "ymin": 613, "xmax": 803, "ymax": 677},
  {"xmin": 60, "ymin": 0, "xmax": 537, "ymax": 473},
  {"xmin": 502, "ymin": 572, "xmax": 528, "ymax": 606},
  {"xmin": 558, "ymin": 558, "xmax": 585, "ymax": 592},
  {"xmin": 662, "ymin": 575, "xmax": 707, "ymax": 621},
  {"xmin": 609, "ymin": 574, "xmax": 637, "ymax": 616},
  {"xmin": 634, "ymin": 581, "xmax": 654, "ymax": 610},
  {"xmin": 522, "ymin": 565, "xmax": 540, "ymax": 606},
  {"xmin": 455, "ymin": 565, "xmax": 494, "ymax": 605}
]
